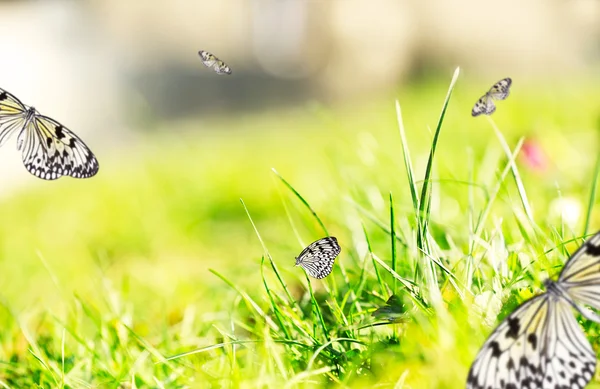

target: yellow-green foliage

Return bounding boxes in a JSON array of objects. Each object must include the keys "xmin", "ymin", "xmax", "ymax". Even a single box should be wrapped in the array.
[{"xmin": 1, "ymin": 72, "xmax": 600, "ymax": 388}]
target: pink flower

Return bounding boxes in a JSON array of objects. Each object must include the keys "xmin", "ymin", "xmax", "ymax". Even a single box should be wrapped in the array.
[{"xmin": 520, "ymin": 138, "xmax": 548, "ymax": 172}]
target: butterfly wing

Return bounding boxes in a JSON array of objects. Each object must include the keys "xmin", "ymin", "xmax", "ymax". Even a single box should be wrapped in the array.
[
  {"xmin": 295, "ymin": 236, "xmax": 341, "ymax": 279},
  {"xmin": 212, "ymin": 60, "xmax": 231, "ymax": 75},
  {"xmin": 488, "ymin": 78, "xmax": 512, "ymax": 100},
  {"xmin": 20, "ymin": 114, "xmax": 99, "ymax": 180},
  {"xmin": 471, "ymin": 94, "xmax": 495, "ymax": 117},
  {"xmin": 198, "ymin": 51, "xmax": 232, "ymax": 75},
  {"xmin": 558, "ymin": 231, "xmax": 600, "ymax": 312},
  {"xmin": 0, "ymin": 88, "xmax": 28, "ymax": 147},
  {"xmin": 541, "ymin": 296, "xmax": 596, "ymax": 388},
  {"xmin": 467, "ymin": 293, "xmax": 595, "ymax": 389},
  {"xmin": 0, "ymin": 88, "xmax": 27, "ymax": 115},
  {"xmin": 198, "ymin": 50, "xmax": 217, "ymax": 68}
]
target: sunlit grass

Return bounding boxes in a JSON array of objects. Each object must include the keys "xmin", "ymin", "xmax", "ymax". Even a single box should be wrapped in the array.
[{"xmin": 0, "ymin": 70, "xmax": 599, "ymax": 387}]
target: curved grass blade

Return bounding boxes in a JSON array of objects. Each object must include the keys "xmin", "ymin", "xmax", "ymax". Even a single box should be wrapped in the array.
[
  {"xmin": 240, "ymin": 198, "xmax": 295, "ymax": 307},
  {"xmin": 417, "ymin": 67, "xmax": 460, "ymax": 252}
]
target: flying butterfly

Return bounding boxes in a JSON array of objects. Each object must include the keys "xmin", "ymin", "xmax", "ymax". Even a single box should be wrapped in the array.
[
  {"xmin": 471, "ymin": 78, "xmax": 512, "ymax": 116},
  {"xmin": 198, "ymin": 50, "xmax": 232, "ymax": 75},
  {"xmin": 0, "ymin": 88, "xmax": 99, "ymax": 180},
  {"xmin": 294, "ymin": 237, "xmax": 341, "ymax": 279},
  {"xmin": 467, "ymin": 231, "xmax": 600, "ymax": 389}
]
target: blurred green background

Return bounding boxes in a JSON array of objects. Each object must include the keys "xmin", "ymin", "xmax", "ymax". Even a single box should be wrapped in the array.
[{"xmin": 0, "ymin": 1, "xmax": 600, "ymax": 388}]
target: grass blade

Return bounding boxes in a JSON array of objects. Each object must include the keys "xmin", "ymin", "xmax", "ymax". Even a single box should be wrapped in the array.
[
  {"xmin": 486, "ymin": 116, "xmax": 536, "ymax": 229},
  {"xmin": 417, "ymin": 67, "xmax": 460, "ymax": 251},
  {"xmin": 210, "ymin": 269, "xmax": 280, "ymax": 332},
  {"xmin": 395, "ymin": 100, "xmax": 419, "ymax": 213},
  {"xmin": 583, "ymin": 152, "xmax": 600, "ymax": 235},
  {"xmin": 239, "ymin": 198, "xmax": 296, "ymax": 306}
]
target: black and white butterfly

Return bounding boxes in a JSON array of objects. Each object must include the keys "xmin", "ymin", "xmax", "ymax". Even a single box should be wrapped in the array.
[
  {"xmin": 467, "ymin": 231, "xmax": 600, "ymax": 389},
  {"xmin": 294, "ymin": 237, "xmax": 341, "ymax": 279},
  {"xmin": 198, "ymin": 50, "xmax": 232, "ymax": 75},
  {"xmin": 0, "ymin": 88, "xmax": 99, "ymax": 180},
  {"xmin": 471, "ymin": 78, "xmax": 512, "ymax": 116}
]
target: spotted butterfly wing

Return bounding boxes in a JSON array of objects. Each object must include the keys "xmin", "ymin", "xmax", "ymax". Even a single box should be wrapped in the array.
[
  {"xmin": 488, "ymin": 78, "xmax": 512, "ymax": 100},
  {"xmin": 0, "ymin": 87, "xmax": 99, "ymax": 180},
  {"xmin": 466, "ymin": 294, "xmax": 595, "ymax": 389},
  {"xmin": 471, "ymin": 77, "xmax": 512, "ymax": 117},
  {"xmin": 294, "ymin": 237, "xmax": 341, "ymax": 279},
  {"xmin": 467, "ymin": 231, "xmax": 600, "ymax": 389},
  {"xmin": 557, "ymin": 233, "xmax": 600, "ymax": 313},
  {"xmin": 471, "ymin": 94, "xmax": 496, "ymax": 116},
  {"xmin": 0, "ymin": 89, "xmax": 28, "ymax": 147},
  {"xmin": 198, "ymin": 50, "xmax": 232, "ymax": 75},
  {"xmin": 19, "ymin": 115, "xmax": 99, "ymax": 180}
]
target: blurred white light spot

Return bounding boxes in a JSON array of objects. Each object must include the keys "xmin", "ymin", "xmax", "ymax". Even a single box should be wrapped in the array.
[
  {"xmin": 549, "ymin": 197, "xmax": 581, "ymax": 227},
  {"xmin": 471, "ymin": 291, "xmax": 503, "ymax": 328}
]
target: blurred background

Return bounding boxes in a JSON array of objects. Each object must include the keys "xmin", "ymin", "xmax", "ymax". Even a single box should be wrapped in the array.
[
  {"xmin": 0, "ymin": 0, "xmax": 600, "ymax": 388},
  {"xmin": 1, "ymin": 0, "xmax": 599, "ymax": 186}
]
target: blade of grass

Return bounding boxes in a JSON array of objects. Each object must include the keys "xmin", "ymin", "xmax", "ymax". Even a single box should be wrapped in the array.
[
  {"xmin": 259, "ymin": 256, "xmax": 293, "ymax": 340},
  {"xmin": 346, "ymin": 198, "xmax": 407, "ymax": 246},
  {"xmin": 272, "ymin": 168, "xmax": 329, "ymax": 235},
  {"xmin": 472, "ymin": 137, "xmax": 525, "ymax": 245},
  {"xmin": 272, "ymin": 173, "xmax": 305, "ymax": 246},
  {"xmin": 395, "ymin": 99, "xmax": 419, "ymax": 216},
  {"xmin": 239, "ymin": 198, "xmax": 295, "ymax": 307},
  {"xmin": 417, "ymin": 67, "xmax": 460, "ymax": 252},
  {"xmin": 361, "ymin": 221, "xmax": 387, "ymax": 297},
  {"xmin": 61, "ymin": 328, "xmax": 65, "ymax": 389},
  {"xmin": 370, "ymin": 254, "xmax": 431, "ymax": 315},
  {"xmin": 486, "ymin": 117, "xmax": 536, "ymax": 230},
  {"xmin": 160, "ymin": 339, "xmax": 310, "ymax": 362},
  {"xmin": 284, "ymin": 366, "xmax": 335, "ymax": 388},
  {"xmin": 210, "ymin": 269, "xmax": 279, "ymax": 332},
  {"xmin": 390, "ymin": 192, "xmax": 398, "ymax": 294},
  {"xmin": 303, "ymin": 273, "xmax": 330, "ymax": 343},
  {"xmin": 305, "ymin": 338, "xmax": 366, "ymax": 370},
  {"xmin": 583, "ymin": 152, "xmax": 600, "ymax": 236},
  {"xmin": 466, "ymin": 147, "xmax": 476, "ymax": 289}
]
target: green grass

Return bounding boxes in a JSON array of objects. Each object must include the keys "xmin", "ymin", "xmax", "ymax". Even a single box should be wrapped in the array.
[{"xmin": 0, "ymin": 69, "xmax": 600, "ymax": 388}]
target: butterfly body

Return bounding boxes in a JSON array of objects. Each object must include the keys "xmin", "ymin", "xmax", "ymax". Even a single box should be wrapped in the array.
[
  {"xmin": 467, "ymin": 232, "xmax": 600, "ymax": 389},
  {"xmin": 0, "ymin": 88, "xmax": 99, "ymax": 180},
  {"xmin": 471, "ymin": 78, "xmax": 512, "ymax": 116},
  {"xmin": 295, "ymin": 236, "xmax": 341, "ymax": 279}
]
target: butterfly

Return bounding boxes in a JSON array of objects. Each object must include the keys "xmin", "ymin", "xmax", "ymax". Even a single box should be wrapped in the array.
[
  {"xmin": 467, "ymin": 231, "xmax": 600, "ymax": 389},
  {"xmin": 471, "ymin": 78, "xmax": 512, "ymax": 116},
  {"xmin": 0, "ymin": 88, "xmax": 99, "ymax": 180},
  {"xmin": 294, "ymin": 236, "xmax": 341, "ymax": 279},
  {"xmin": 198, "ymin": 50, "xmax": 232, "ymax": 75},
  {"xmin": 372, "ymin": 294, "xmax": 408, "ymax": 322}
]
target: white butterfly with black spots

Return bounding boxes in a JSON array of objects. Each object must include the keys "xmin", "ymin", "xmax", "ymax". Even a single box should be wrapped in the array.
[
  {"xmin": 294, "ymin": 236, "xmax": 341, "ymax": 279},
  {"xmin": 0, "ymin": 88, "xmax": 98, "ymax": 180},
  {"xmin": 198, "ymin": 50, "xmax": 232, "ymax": 75},
  {"xmin": 467, "ymin": 230, "xmax": 600, "ymax": 389},
  {"xmin": 471, "ymin": 78, "xmax": 512, "ymax": 116}
]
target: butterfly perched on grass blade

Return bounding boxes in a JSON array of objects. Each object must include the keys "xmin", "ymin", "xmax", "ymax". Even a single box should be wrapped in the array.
[
  {"xmin": 467, "ymin": 231, "xmax": 600, "ymax": 389},
  {"xmin": 0, "ymin": 88, "xmax": 99, "ymax": 180},
  {"xmin": 198, "ymin": 50, "xmax": 232, "ymax": 75},
  {"xmin": 471, "ymin": 78, "xmax": 512, "ymax": 116},
  {"xmin": 294, "ymin": 237, "xmax": 341, "ymax": 279}
]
